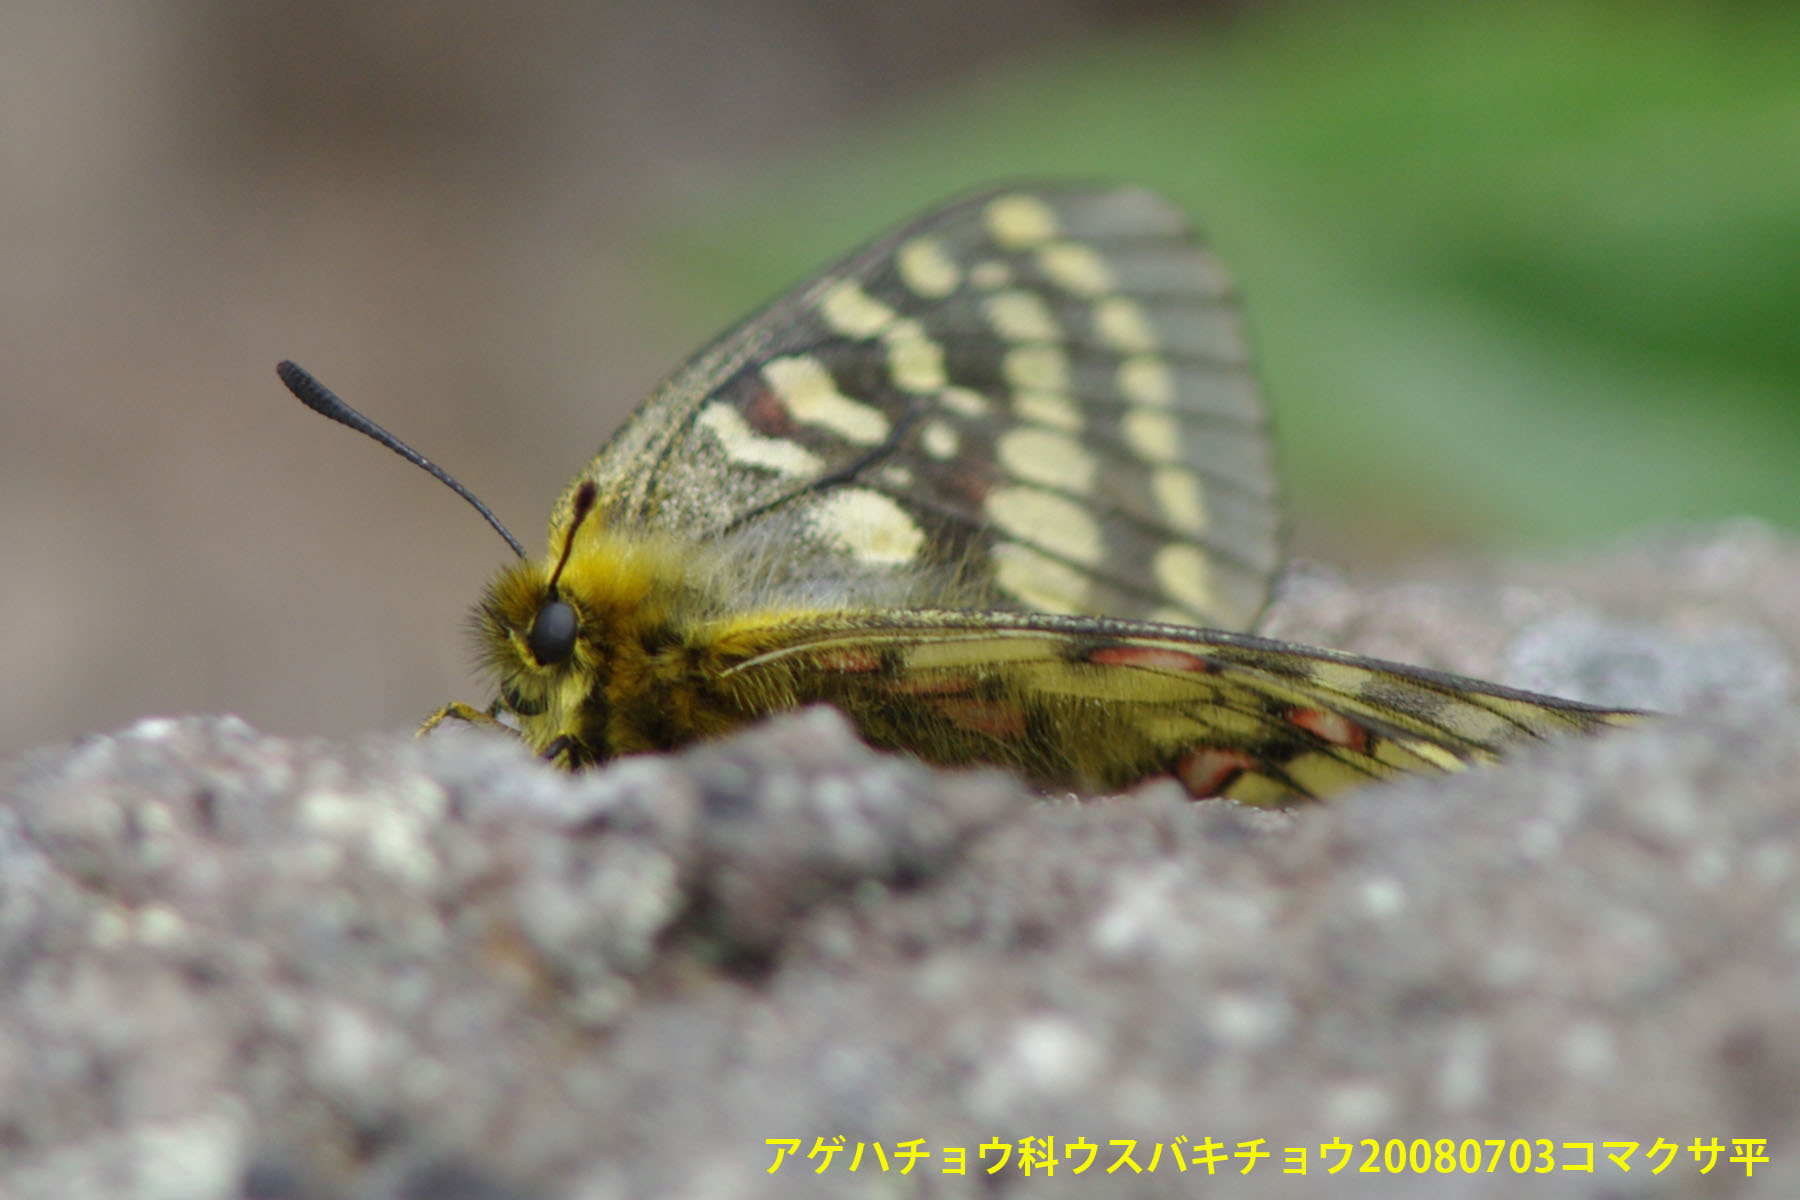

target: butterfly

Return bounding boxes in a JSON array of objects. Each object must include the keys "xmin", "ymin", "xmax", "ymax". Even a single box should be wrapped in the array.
[{"xmin": 281, "ymin": 183, "xmax": 1634, "ymax": 804}]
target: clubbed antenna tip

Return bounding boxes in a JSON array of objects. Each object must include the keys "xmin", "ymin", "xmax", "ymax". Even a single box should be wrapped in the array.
[{"xmin": 277, "ymin": 360, "xmax": 526, "ymax": 559}]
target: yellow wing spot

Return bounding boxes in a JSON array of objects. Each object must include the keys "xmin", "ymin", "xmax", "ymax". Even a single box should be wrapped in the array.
[
  {"xmin": 1117, "ymin": 355, "xmax": 1175, "ymax": 408},
  {"xmin": 1224, "ymin": 773, "xmax": 1297, "ymax": 807},
  {"xmin": 1283, "ymin": 752, "xmax": 1373, "ymax": 798},
  {"xmin": 1417, "ymin": 704, "xmax": 1519, "ymax": 751},
  {"xmin": 763, "ymin": 356, "xmax": 890, "ymax": 446},
  {"xmin": 884, "ymin": 318, "xmax": 947, "ymax": 393},
  {"xmin": 1300, "ymin": 661, "xmax": 1381, "ymax": 700},
  {"xmin": 1150, "ymin": 465, "xmax": 1209, "ymax": 534},
  {"xmin": 1013, "ymin": 389, "xmax": 1083, "ymax": 433},
  {"xmin": 906, "ymin": 633, "xmax": 1064, "ymax": 671},
  {"xmin": 1121, "ymin": 406, "xmax": 1182, "ymax": 464},
  {"xmin": 996, "ymin": 426, "xmax": 1098, "ymax": 494},
  {"xmin": 920, "ymin": 419, "xmax": 961, "ymax": 460},
  {"xmin": 810, "ymin": 487, "xmax": 925, "ymax": 566},
  {"xmin": 984, "ymin": 194, "xmax": 1060, "ymax": 249},
  {"xmin": 1401, "ymin": 741, "xmax": 1469, "ymax": 772},
  {"xmin": 896, "ymin": 236, "xmax": 960, "ymax": 298},
  {"xmin": 985, "ymin": 485, "xmax": 1104, "ymax": 566},
  {"xmin": 970, "ymin": 260, "xmax": 1012, "ymax": 290},
  {"xmin": 1047, "ymin": 661, "xmax": 1218, "ymax": 705},
  {"xmin": 879, "ymin": 463, "xmax": 915, "ymax": 489},
  {"xmin": 1152, "ymin": 542, "xmax": 1212, "ymax": 612},
  {"xmin": 696, "ymin": 402, "xmax": 825, "ymax": 476},
  {"xmin": 818, "ymin": 279, "xmax": 896, "ymax": 338},
  {"xmin": 1037, "ymin": 242, "xmax": 1115, "ymax": 296},
  {"xmin": 983, "ymin": 290, "xmax": 1062, "ymax": 343},
  {"xmin": 1003, "ymin": 344, "xmax": 1071, "ymax": 393},
  {"xmin": 1093, "ymin": 296, "xmax": 1158, "ymax": 354},
  {"xmin": 939, "ymin": 386, "xmax": 992, "ymax": 417},
  {"xmin": 991, "ymin": 541, "xmax": 1090, "ymax": 613}
]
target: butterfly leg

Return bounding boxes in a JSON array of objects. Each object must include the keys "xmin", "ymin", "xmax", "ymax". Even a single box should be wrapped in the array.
[{"xmin": 417, "ymin": 699, "xmax": 509, "ymax": 737}]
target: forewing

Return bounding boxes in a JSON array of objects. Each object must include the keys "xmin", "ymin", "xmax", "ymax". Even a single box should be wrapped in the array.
[
  {"xmin": 571, "ymin": 184, "xmax": 1280, "ymax": 629},
  {"xmin": 712, "ymin": 610, "xmax": 1635, "ymax": 804}
]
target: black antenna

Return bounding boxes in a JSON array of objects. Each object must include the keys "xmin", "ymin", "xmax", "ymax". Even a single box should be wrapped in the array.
[
  {"xmin": 277, "ymin": 360, "xmax": 526, "ymax": 559},
  {"xmin": 547, "ymin": 480, "xmax": 599, "ymax": 594}
]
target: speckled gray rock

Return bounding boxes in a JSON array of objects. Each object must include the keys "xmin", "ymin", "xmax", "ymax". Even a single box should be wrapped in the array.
[{"xmin": 4, "ymin": 524, "xmax": 1798, "ymax": 1199}]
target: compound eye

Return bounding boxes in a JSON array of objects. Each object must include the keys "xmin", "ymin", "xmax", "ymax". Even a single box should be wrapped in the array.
[{"xmin": 527, "ymin": 599, "xmax": 578, "ymax": 666}]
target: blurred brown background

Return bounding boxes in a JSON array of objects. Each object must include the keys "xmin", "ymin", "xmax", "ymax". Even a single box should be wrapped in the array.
[
  {"xmin": 6, "ymin": 1, "xmax": 1797, "ymax": 762},
  {"xmin": 1, "ymin": 1, "xmax": 1203, "ymax": 760}
]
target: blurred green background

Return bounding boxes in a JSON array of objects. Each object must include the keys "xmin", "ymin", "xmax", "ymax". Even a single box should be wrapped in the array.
[
  {"xmin": 663, "ymin": 1, "xmax": 1800, "ymax": 556},
  {"xmin": 3, "ymin": 0, "xmax": 1795, "ymax": 761}
]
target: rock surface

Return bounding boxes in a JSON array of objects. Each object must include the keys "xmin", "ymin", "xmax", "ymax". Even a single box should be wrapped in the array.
[{"xmin": 4, "ymin": 524, "xmax": 1797, "ymax": 1199}]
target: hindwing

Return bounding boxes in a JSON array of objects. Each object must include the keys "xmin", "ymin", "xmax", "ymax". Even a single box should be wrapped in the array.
[{"xmin": 709, "ymin": 610, "xmax": 1636, "ymax": 804}]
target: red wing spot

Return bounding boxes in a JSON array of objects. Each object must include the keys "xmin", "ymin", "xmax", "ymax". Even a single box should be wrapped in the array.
[
  {"xmin": 743, "ymin": 386, "xmax": 793, "ymax": 437},
  {"xmin": 1177, "ymin": 747, "xmax": 1259, "ymax": 798},
  {"xmin": 935, "ymin": 697, "xmax": 1028, "ymax": 738},
  {"xmin": 812, "ymin": 647, "xmax": 884, "ymax": 674},
  {"xmin": 1087, "ymin": 644, "xmax": 1215, "ymax": 672},
  {"xmin": 1287, "ymin": 707, "xmax": 1371, "ymax": 752},
  {"xmin": 944, "ymin": 464, "xmax": 994, "ymax": 507},
  {"xmin": 893, "ymin": 673, "xmax": 978, "ymax": 696}
]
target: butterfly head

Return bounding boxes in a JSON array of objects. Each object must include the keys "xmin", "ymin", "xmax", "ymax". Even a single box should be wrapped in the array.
[
  {"xmin": 470, "ymin": 480, "xmax": 600, "ymax": 748},
  {"xmin": 471, "ymin": 479, "xmax": 711, "ymax": 764}
]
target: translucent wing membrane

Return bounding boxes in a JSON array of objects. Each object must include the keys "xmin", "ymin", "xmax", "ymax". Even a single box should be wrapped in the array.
[
  {"xmin": 711, "ymin": 610, "xmax": 1637, "ymax": 805},
  {"xmin": 570, "ymin": 184, "xmax": 1281, "ymax": 631}
]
